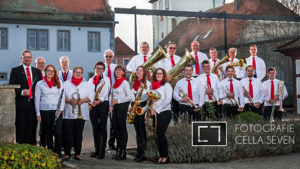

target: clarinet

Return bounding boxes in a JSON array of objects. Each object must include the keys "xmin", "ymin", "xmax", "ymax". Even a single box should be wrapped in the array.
[{"xmin": 53, "ymin": 89, "xmax": 64, "ymax": 126}]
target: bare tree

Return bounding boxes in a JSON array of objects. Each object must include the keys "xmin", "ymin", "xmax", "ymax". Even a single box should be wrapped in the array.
[{"xmin": 277, "ymin": 0, "xmax": 300, "ymax": 15}]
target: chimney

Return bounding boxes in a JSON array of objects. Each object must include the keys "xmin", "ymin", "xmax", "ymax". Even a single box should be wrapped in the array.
[{"xmin": 234, "ymin": 0, "xmax": 243, "ymax": 10}]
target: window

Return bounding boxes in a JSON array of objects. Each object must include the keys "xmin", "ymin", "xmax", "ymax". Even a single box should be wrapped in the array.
[
  {"xmin": 165, "ymin": 0, "xmax": 169, "ymax": 9},
  {"xmin": 88, "ymin": 32, "xmax": 100, "ymax": 52},
  {"xmin": 0, "ymin": 72, "xmax": 7, "ymax": 81},
  {"xmin": 58, "ymin": 30, "xmax": 70, "ymax": 51},
  {"xmin": 27, "ymin": 29, "xmax": 48, "ymax": 50},
  {"xmin": 0, "ymin": 28, "xmax": 7, "ymax": 49},
  {"xmin": 113, "ymin": 58, "xmax": 117, "ymax": 64},
  {"xmin": 123, "ymin": 58, "xmax": 130, "ymax": 67}
]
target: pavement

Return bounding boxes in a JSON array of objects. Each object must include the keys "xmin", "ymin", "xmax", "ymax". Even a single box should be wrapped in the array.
[{"xmin": 63, "ymin": 152, "xmax": 300, "ymax": 169}]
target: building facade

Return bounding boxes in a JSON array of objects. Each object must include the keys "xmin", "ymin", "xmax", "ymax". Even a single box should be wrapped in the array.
[{"xmin": 0, "ymin": 0, "xmax": 115, "ymax": 84}]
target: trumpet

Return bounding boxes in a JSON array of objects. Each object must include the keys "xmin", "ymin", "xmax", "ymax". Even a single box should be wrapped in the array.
[
  {"xmin": 72, "ymin": 88, "xmax": 83, "ymax": 119},
  {"xmin": 270, "ymin": 81, "xmax": 285, "ymax": 122},
  {"xmin": 224, "ymin": 86, "xmax": 241, "ymax": 108},
  {"xmin": 242, "ymin": 86, "xmax": 254, "ymax": 105},
  {"xmin": 178, "ymin": 89, "xmax": 199, "ymax": 108},
  {"xmin": 205, "ymin": 82, "xmax": 217, "ymax": 102}
]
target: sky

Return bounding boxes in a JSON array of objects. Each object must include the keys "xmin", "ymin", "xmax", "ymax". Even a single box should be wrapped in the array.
[{"xmin": 109, "ymin": 0, "xmax": 234, "ymax": 52}]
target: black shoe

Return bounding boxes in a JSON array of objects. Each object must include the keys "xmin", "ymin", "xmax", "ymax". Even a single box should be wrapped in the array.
[
  {"xmin": 159, "ymin": 158, "xmax": 169, "ymax": 164},
  {"xmin": 133, "ymin": 153, "xmax": 140, "ymax": 161},
  {"xmin": 63, "ymin": 155, "xmax": 70, "ymax": 161},
  {"xmin": 109, "ymin": 145, "xmax": 116, "ymax": 150},
  {"xmin": 136, "ymin": 155, "xmax": 146, "ymax": 162},
  {"xmin": 74, "ymin": 155, "xmax": 81, "ymax": 161},
  {"xmin": 90, "ymin": 152, "xmax": 99, "ymax": 157},
  {"xmin": 112, "ymin": 148, "xmax": 121, "ymax": 160},
  {"xmin": 116, "ymin": 150, "xmax": 126, "ymax": 160},
  {"xmin": 97, "ymin": 152, "xmax": 105, "ymax": 159}
]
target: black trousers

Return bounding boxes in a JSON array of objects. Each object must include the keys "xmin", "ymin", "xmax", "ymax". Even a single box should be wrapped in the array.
[
  {"xmin": 156, "ymin": 110, "xmax": 172, "ymax": 158},
  {"xmin": 244, "ymin": 103, "xmax": 262, "ymax": 115},
  {"xmin": 179, "ymin": 104, "xmax": 201, "ymax": 122},
  {"xmin": 62, "ymin": 119, "xmax": 85, "ymax": 156},
  {"xmin": 202, "ymin": 102, "xmax": 220, "ymax": 120},
  {"xmin": 90, "ymin": 101, "xmax": 109, "ymax": 153},
  {"xmin": 171, "ymin": 99, "xmax": 180, "ymax": 123},
  {"xmin": 112, "ymin": 102, "xmax": 130, "ymax": 149},
  {"xmin": 133, "ymin": 103, "xmax": 147, "ymax": 156},
  {"xmin": 40, "ymin": 110, "xmax": 56, "ymax": 150},
  {"xmin": 108, "ymin": 115, "xmax": 116, "ymax": 148},
  {"xmin": 223, "ymin": 104, "xmax": 239, "ymax": 119},
  {"xmin": 15, "ymin": 99, "xmax": 37, "ymax": 145},
  {"xmin": 263, "ymin": 106, "xmax": 282, "ymax": 122},
  {"xmin": 53, "ymin": 113, "xmax": 63, "ymax": 157}
]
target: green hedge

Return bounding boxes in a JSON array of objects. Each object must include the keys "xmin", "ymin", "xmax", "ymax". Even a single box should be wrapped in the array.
[
  {"xmin": 0, "ymin": 144, "xmax": 61, "ymax": 169},
  {"xmin": 145, "ymin": 112, "xmax": 300, "ymax": 163}
]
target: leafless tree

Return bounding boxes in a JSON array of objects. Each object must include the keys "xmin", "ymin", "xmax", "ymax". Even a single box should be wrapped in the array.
[{"xmin": 277, "ymin": 0, "xmax": 300, "ymax": 15}]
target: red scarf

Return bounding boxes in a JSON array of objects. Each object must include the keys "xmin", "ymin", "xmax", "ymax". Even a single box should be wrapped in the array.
[
  {"xmin": 45, "ymin": 77, "xmax": 54, "ymax": 88},
  {"xmin": 93, "ymin": 75, "xmax": 101, "ymax": 85},
  {"xmin": 113, "ymin": 76, "xmax": 126, "ymax": 89},
  {"xmin": 152, "ymin": 81, "xmax": 162, "ymax": 90},
  {"xmin": 71, "ymin": 76, "xmax": 83, "ymax": 86},
  {"xmin": 133, "ymin": 78, "xmax": 143, "ymax": 91}
]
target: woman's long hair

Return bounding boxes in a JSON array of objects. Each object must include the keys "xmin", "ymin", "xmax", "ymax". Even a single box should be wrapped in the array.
[
  {"xmin": 152, "ymin": 68, "xmax": 169, "ymax": 85},
  {"xmin": 44, "ymin": 64, "xmax": 61, "ymax": 89},
  {"xmin": 135, "ymin": 66, "xmax": 147, "ymax": 87}
]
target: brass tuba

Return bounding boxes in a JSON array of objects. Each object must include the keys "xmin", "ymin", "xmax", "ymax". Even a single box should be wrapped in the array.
[
  {"xmin": 72, "ymin": 88, "xmax": 83, "ymax": 119},
  {"xmin": 89, "ymin": 76, "xmax": 105, "ymax": 111},
  {"xmin": 168, "ymin": 49, "xmax": 197, "ymax": 87},
  {"xmin": 145, "ymin": 90, "xmax": 161, "ymax": 137},
  {"xmin": 127, "ymin": 81, "xmax": 146, "ymax": 124},
  {"xmin": 130, "ymin": 45, "xmax": 168, "ymax": 84},
  {"xmin": 226, "ymin": 58, "xmax": 247, "ymax": 69},
  {"xmin": 211, "ymin": 54, "xmax": 229, "ymax": 80}
]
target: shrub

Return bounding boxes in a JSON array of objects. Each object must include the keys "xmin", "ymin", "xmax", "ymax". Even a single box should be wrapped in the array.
[
  {"xmin": 232, "ymin": 111, "xmax": 264, "ymax": 124},
  {"xmin": 0, "ymin": 144, "xmax": 61, "ymax": 169}
]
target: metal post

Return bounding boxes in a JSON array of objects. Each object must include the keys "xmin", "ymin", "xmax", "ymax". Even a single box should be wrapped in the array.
[
  {"xmin": 133, "ymin": 6, "xmax": 138, "ymax": 54},
  {"xmin": 224, "ymin": 12, "xmax": 228, "ymax": 54}
]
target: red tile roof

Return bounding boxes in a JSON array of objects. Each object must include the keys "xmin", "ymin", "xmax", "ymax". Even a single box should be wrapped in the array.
[
  {"xmin": 158, "ymin": 0, "xmax": 298, "ymax": 55},
  {"xmin": 0, "ymin": 0, "xmax": 113, "ymax": 21},
  {"xmin": 115, "ymin": 37, "xmax": 135, "ymax": 55}
]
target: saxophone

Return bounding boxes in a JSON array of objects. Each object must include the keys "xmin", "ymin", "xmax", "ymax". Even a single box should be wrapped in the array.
[
  {"xmin": 145, "ymin": 90, "xmax": 161, "ymax": 137},
  {"xmin": 89, "ymin": 76, "xmax": 105, "ymax": 111},
  {"xmin": 72, "ymin": 88, "xmax": 83, "ymax": 119},
  {"xmin": 127, "ymin": 81, "xmax": 146, "ymax": 124}
]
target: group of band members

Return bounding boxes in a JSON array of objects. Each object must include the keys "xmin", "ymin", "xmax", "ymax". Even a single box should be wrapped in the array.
[{"xmin": 9, "ymin": 41, "xmax": 288, "ymax": 163}]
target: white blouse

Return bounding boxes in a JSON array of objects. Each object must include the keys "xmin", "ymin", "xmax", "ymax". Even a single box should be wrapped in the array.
[
  {"xmin": 110, "ymin": 80, "xmax": 133, "ymax": 105},
  {"xmin": 88, "ymin": 75, "xmax": 111, "ymax": 102},
  {"xmin": 63, "ymin": 80, "xmax": 94, "ymax": 120},
  {"xmin": 152, "ymin": 83, "xmax": 173, "ymax": 114},
  {"xmin": 131, "ymin": 80, "xmax": 152, "ymax": 103},
  {"xmin": 34, "ymin": 80, "xmax": 65, "ymax": 116}
]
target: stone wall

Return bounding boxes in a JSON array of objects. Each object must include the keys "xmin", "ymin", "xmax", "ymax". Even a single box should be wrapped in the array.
[{"xmin": 0, "ymin": 85, "xmax": 19, "ymax": 143}]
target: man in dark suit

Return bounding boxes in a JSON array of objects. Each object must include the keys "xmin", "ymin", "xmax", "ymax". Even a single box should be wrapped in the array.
[{"xmin": 9, "ymin": 50, "xmax": 42, "ymax": 145}]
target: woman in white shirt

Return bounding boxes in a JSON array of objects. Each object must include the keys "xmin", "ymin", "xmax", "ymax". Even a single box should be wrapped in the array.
[
  {"xmin": 109, "ymin": 65, "xmax": 132, "ymax": 161},
  {"xmin": 130, "ymin": 66, "xmax": 151, "ymax": 162},
  {"xmin": 88, "ymin": 61, "xmax": 110, "ymax": 159},
  {"xmin": 63, "ymin": 66, "xmax": 94, "ymax": 161},
  {"xmin": 150, "ymin": 68, "xmax": 172, "ymax": 164},
  {"xmin": 35, "ymin": 64, "xmax": 65, "ymax": 156}
]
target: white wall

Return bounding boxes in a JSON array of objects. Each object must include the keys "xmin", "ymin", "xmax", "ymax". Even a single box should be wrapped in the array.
[{"xmin": 0, "ymin": 23, "xmax": 112, "ymax": 84}]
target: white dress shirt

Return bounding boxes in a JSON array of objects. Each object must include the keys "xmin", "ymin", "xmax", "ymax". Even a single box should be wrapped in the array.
[
  {"xmin": 190, "ymin": 51, "xmax": 208, "ymax": 76},
  {"xmin": 63, "ymin": 80, "xmax": 94, "ymax": 120},
  {"xmin": 88, "ymin": 75, "xmax": 111, "ymax": 102},
  {"xmin": 245, "ymin": 55, "xmax": 266, "ymax": 81},
  {"xmin": 196, "ymin": 73, "xmax": 220, "ymax": 106},
  {"xmin": 126, "ymin": 54, "xmax": 151, "ymax": 72},
  {"xmin": 219, "ymin": 77, "xmax": 245, "ymax": 107},
  {"xmin": 262, "ymin": 79, "xmax": 288, "ymax": 106},
  {"xmin": 173, "ymin": 77, "xmax": 200, "ymax": 106},
  {"xmin": 131, "ymin": 80, "xmax": 151, "ymax": 103},
  {"xmin": 110, "ymin": 80, "xmax": 133, "ymax": 105},
  {"xmin": 222, "ymin": 58, "xmax": 245, "ymax": 79},
  {"xmin": 104, "ymin": 63, "xmax": 117, "ymax": 85},
  {"xmin": 58, "ymin": 70, "xmax": 73, "ymax": 82},
  {"xmin": 240, "ymin": 77, "xmax": 264, "ymax": 104},
  {"xmin": 34, "ymin": 80, "xmax": 65, "ymax": 116},
  {"xmin": 21, "ymin": 65, "xmax": 33, "ymax": 96},
  {"xmin": 156, "ymin": 54, "xmax": 181, "ymax": 72},
  {"xmin": 152, "ymin": 83, "xmax": 173, "ymax": 114}
]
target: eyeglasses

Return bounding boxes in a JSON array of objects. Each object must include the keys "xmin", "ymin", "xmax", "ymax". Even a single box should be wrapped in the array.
[
  {"xmin": 74, "ymin": 71, "xmax": 83, "ymax": 74},
  {"xmin": 156, "ymin": 73, "xmax": 163, "ymax": 75},
  {"xmin": 37, "ymin": 62, "xmax": 45, "ymax": 65},
  {"xmin": 95, "ymin": 67, "xmax": 104, "ymax": 70},
  {"xmin": 105, "ymin": 55, "xmax": 113, "ymax": 58},
  {"xmin": 23, "ymin": 56, "xmax": 32, "ymax": 59},
  {"xmin": 168, "ymin": 47, "xmax": 176, "ymax": 50},
  {"xmin": 46, "ymin": 70, "xmax": 55, "ymax": 73}
]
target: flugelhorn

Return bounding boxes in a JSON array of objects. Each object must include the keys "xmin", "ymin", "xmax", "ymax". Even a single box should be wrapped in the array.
[{"xmin": 178, "ymin": 89, "xmax": 198, "ymax": 108}]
